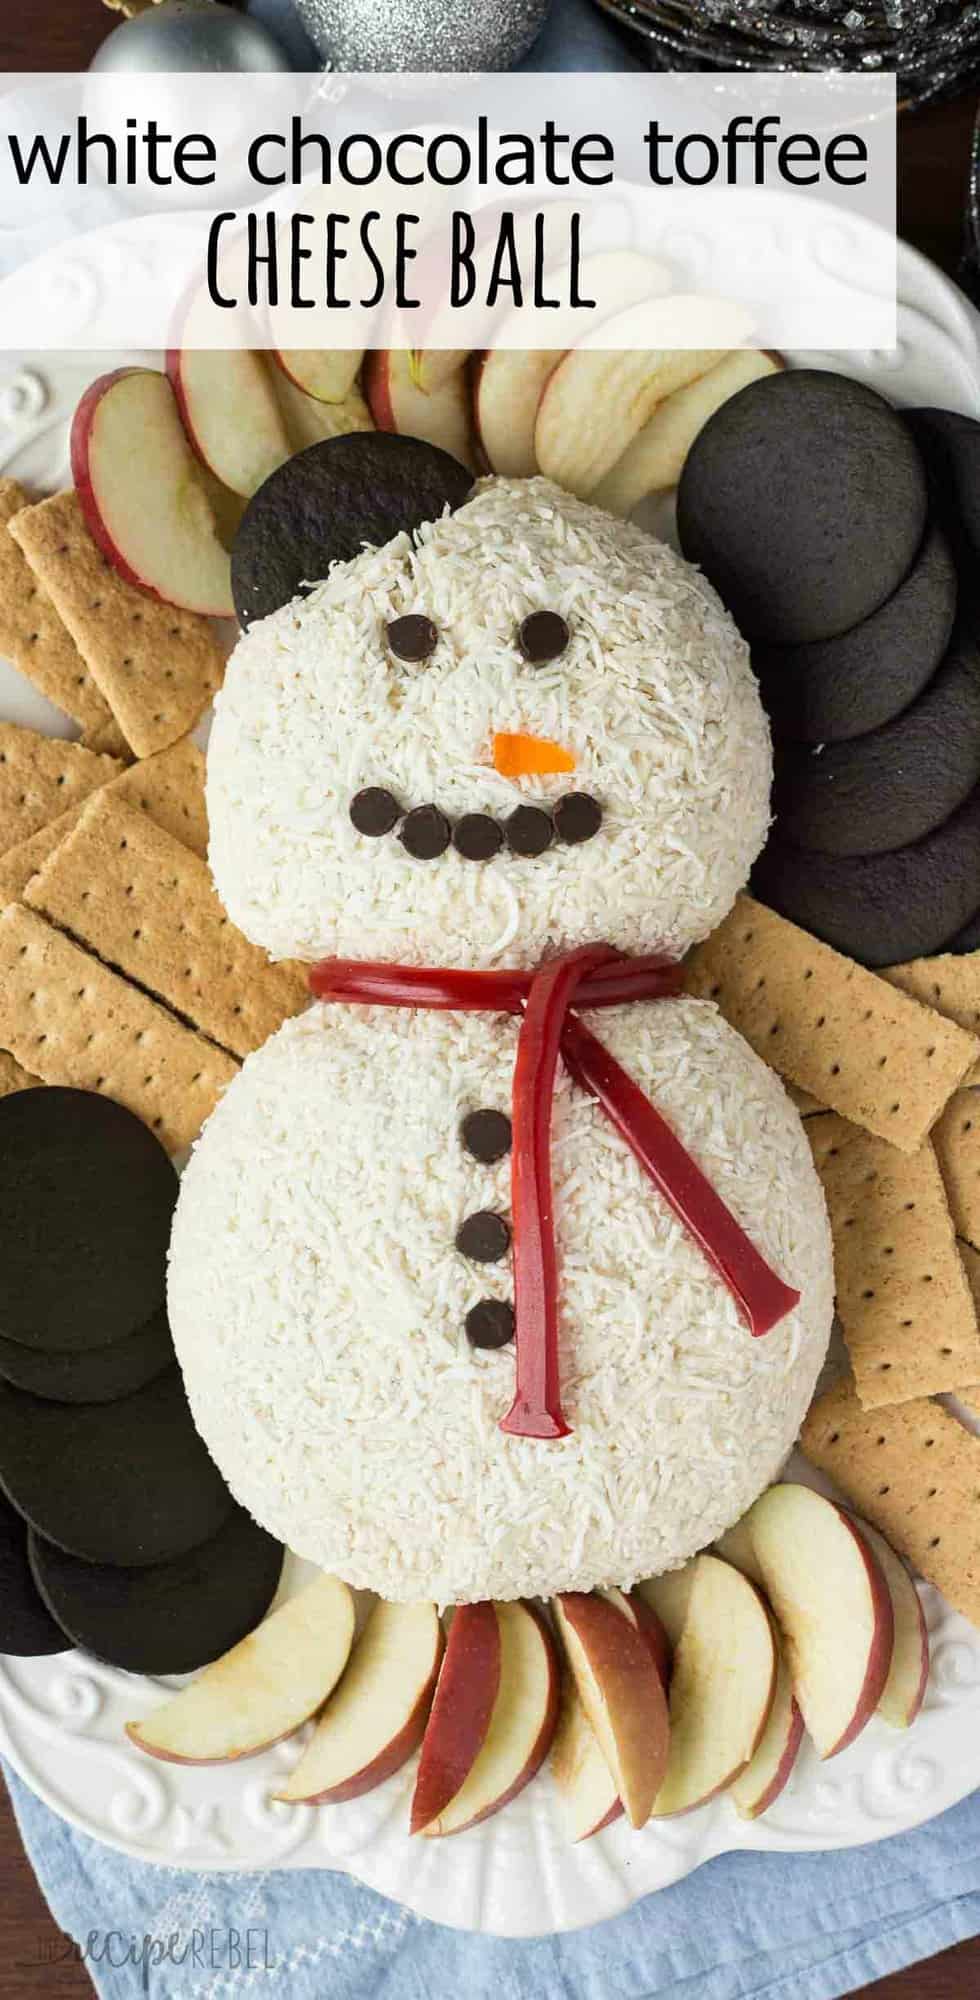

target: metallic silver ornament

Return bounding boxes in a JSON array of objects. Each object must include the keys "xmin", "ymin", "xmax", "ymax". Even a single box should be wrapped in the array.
[
  {"xmin": 293, "ymin": 0, "xmax": 551, "ymax": 70},
  {"xmin": 90, "ymin": 0, "xmax": 295, "ymax": 74}
]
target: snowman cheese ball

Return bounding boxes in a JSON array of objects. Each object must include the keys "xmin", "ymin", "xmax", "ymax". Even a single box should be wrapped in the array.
[{"xmin": 169, "ymin": 436, "xmax": 833, "ymax": 1605}]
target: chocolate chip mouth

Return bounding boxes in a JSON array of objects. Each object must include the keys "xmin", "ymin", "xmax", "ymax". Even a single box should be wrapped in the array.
[{"xmin": 349, "ymin": 788, "xmax": 602, "ymax": 861}]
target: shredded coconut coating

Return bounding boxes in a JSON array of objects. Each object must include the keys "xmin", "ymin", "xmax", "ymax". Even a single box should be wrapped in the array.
[
  {"xmin": 207, "ymin": 478, "xmax": 771, "ymax": 969},
  {"xmin": 169, "ymin": 998, "xmax": 833, "ymax": 1604}
]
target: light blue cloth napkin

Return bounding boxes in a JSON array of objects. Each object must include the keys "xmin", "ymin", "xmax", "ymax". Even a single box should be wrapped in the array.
[
  {"xmin": 6, "ymin": 1760, "xmax": 980, "ymax": 1999},
  {"xmin": 6, "ymin": 5, "xmax": 978, "ymax": 1996}
]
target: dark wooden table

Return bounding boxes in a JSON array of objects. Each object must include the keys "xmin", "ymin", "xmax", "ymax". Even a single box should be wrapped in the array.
[{"xmin": 1, "ymin": 5, "xmax": 979, "ymax": 1994}]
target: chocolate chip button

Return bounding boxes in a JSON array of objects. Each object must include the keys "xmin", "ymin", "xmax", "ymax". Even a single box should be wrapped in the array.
[
  {"xmin": 456, "ymin": 1210, "xmax": 511, "ymax": 1263},
  {"xmin": 554, "ymin": 792, "xmax": 603, "ymax": 845},
  {"xmin": 517, "ymin": 611, "xmax": 570, "ymax": 664},
  {"xmin": 399, "ymin": 804, "xmax": 452, "ymax": 859},
  {"xmin": 349, "ymin": 787, "xmax": 401, "ymax": 837},
  {"xmin": 465, "ymin": 1299, "xmax": 515, "ymax": 1349},
  {"xmin": 453, "ymin": 813, "xmax": 503, "ymax": 861},
  {"xmin": 506, "ymin": 805, "xmax": 553, "ymax": 857},
  {"xmin": 461, "ymin": 1108, "xmax": 512, "ymax": 1163},
  {"xmin": 387, "ymin": 614, "xmax": 438, "ymax": 662}
]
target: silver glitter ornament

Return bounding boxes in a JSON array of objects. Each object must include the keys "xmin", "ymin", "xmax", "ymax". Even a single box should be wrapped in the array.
[
  {"xmin": 594, "ymin": 0, "xmax": 980, "ymax": 101},
  {"xmin": 90, "ymin": 0, "xmax": 295, "ymax": 74},
  {"xmin": 293, "ymin": 0, "xmax": 551, "ymax": 70}
]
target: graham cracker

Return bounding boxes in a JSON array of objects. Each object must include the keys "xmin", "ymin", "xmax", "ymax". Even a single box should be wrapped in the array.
[
  {"xmin": 956, "ymin": 1245, "xmax": 980, "ymax": 1418},
  {"xmin": 0, "ymin": 1050, "xmax": 41, "ymax": 1098},
  {"xmin": 0, "ymin": 736, "xmax": 208, "ymax": 907},
  {"xmin": 960, "ymin": 1239, "xmax": 980, "ymax": 1315},
  {"xmin": 0, "ymin": 904, "xmax": 236, "ymax": 1154},
  {"xmin": 81, "ymin": 718, "xmax": 131, "ymax": 760},
  {"xmin": 785, "ymin": 1084, "xmax": 825, "ymax": 1118},
  {"xmin": 26, "ymin": 793, "xmax": 307, "ymax": 1059},
  {"xmin": 109, "ymin": 736, "xmax": 208, "ymax": 859},
  {"xmin": 685, "ymin": 894, "xmax": 979, "ymax": 1154},
  {"xmin": 0, "ymin": 480, "xmax": 125, "ymax": 744},
  {"xmin": 801, "ymin": 1377, "xmax": 980, "ymax": 1629},
  {"xmin": 0, "ymin": 806, "xmax": 86, "ymax": 908},
  {"xmin": 9, "ymin": 493, "xmax": 225, "ymax": 758},
  {"xmin": 807, "ymin": 1112, "xmax": 980, "ymax": 1406},
  {"xmin": 933, "ymin": 1090, "xmax": 980, "ymax": 1252},
  {"xmin": 884, "ymin": 952, "xmax": 980, "ymax": 1089},
  {"xmin": 0, "ymin": 723, "xmax": 122, "ymax": 856}
]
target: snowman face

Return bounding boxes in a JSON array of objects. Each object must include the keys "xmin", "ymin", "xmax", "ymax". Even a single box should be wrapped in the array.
[{"xmin": 208, "ymin": 477, "xmax": 771, "ymax": 971}]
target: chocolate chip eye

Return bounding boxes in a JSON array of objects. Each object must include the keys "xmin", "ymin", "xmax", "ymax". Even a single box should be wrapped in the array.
[
  {"xmin": 517, "ymin": 610, "xmax": 570, "ymax": 664},
  {"xmin": 387, "ymin": 614, "xmax": 438, "ymax": 662}
]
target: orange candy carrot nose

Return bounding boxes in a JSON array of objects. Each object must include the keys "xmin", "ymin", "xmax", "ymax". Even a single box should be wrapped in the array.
[{"xmin": 492, "ymin": 732, "xmax": 576, "ymax": 778}]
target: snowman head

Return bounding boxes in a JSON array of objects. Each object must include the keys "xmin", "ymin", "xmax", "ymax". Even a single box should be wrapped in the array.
[{"xmin": 208, "ymin": 435, "xmax": 771, "ymax": 971}]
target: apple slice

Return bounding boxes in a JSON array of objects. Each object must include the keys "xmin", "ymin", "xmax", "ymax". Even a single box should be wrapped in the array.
[
  {"xmin": 742, "ymin": 1484, "xmax": 895, "ymax": 1759},
  {"xmin": 364, "ymin": 350, "xmax": 474, "ymax": 467},
  {"xmin": 273, "ymin": 1600, "xmax": 443, "ymax": 1805},
  {"xmin": 730, "ymin": 1641, "xmax": 804, "ymax": 1820},
  {"xmin": 409, "ymin": 348, "xmax": 471, "ymax": 395},
  {"xmin": 600, "ymin": 1585, "xmax": 671, "ymax": 1694},
  {"xmin": 550, "ymin": 1667, "xmax": 622, "ymax": 1842},
  {"xmin": 71, "ymin": 369, "xmax": 234, "ymax": 617},
  {"xmin": 196, "ymin": 463, "xmax": 247, "ymax": 550},
  {"xmin": 553, "ymin": 1591, "xmax": 669, "ymax": 1827},
  {"xmin": 419, "ymin": 1601, "xmax": 558, "ymax": 1837},
  {"xmin": 639, "ymin": 1555, "xmax": 776, "ymax": 1816},
  {"xmin": 472, "ymin": 349, "xmax": 564, "ymax": 478},
  {"xmin": 593, "ymin": 350, "xmax": 783, "ymax": 515},
  {"xmin": 409, "ymin": 1601, "xmax": 499, "ymax": 1834},
  {"xmin": 535, "ymin": 294, "xmax": 754, "ymax": 499},
  {"xmin": 125, "ymin": 1574, "xmax": 355, "ymax": 1764},
  {"xmin": 271, "ymin": 367, "xmax": 374, "ymax": 453},
  {"xmin": 275, "ymin": 349, "xmax": 363, "ymax": 406},
  {"xmin": 166, "ymin": 348, "xmax": 292, "ymax": 500},
  {"xmin": 551, "ymin": 1587, "xmax": 671, "ymax": 1842},
  {"xmin": 857, "ymin": 1520, "xmax": 930, "ymax": 1729},
  {"xmin": 713, "ymin": 1516, "xmax": 766, "ymax": 1592}
]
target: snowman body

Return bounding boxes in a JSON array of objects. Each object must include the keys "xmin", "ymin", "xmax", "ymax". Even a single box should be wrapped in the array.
[
  {"xmin": 171, "ymin": 995, "xmax": 832, "ymax": 1603},
  {"xmin": 169, "ymin": 470, "xmax": 833, "ymax": 1604}
]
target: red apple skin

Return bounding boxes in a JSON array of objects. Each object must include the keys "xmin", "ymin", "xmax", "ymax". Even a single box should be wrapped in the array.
[
  {"xmin": 629, "ymin": 1591, "xmax": 672, "ymax": 1695},
  {"xmin": 899, "ymin": 1598, "xmax": 931, "ymax": 1730},
  {"xmin": 281, "ymin": 1633, "xmax": 445, "ymax": 1805},
  {"xmin": 124, "ymin": 1719, "xmax": 304, "ymax": 1768},
  {"xmin": 818, "ymin": 1506, "xmax": 895, "ymax": 1758},
  {"xmin": 438, "ymin": 1601, "xmax": 560, "ymax": 1838},
  {"xmin": 362, "ymin": 350, "xmax": 396, "ymax": 434},
  {"xmin": 738, "ymin": 1698, "xmax": 805, "ymax": 1820},
  {"xmin": 557, "ymin": 1591, "xmax": 670, "ymax": 1823},
  {"xmin": 410, "ymin": 1602, "xmax": 500, "ymax": 1835},
  {"xmin": 71, "ymin": 370, "xmax": 161, "ymax": 599},
  {"xmin": 550, "ymin": 1661, "xmax": 625, "ymax": 1842},
  {"xmin": 165, "ymin": 348, "xmax": 196, "ymax": 460},
  {"xmin": 468, "ymin": 352, "xmax": 492, "ymax": 473}
]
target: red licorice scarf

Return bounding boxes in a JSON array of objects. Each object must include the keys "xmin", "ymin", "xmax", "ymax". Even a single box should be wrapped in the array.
[{"xmin": 309, "ymin": 947, "xmax": 799, "ymax": 1442}]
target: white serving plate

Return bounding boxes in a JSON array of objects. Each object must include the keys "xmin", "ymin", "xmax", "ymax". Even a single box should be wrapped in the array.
[{"xmin": 0, "ymin": 238, "xmax": 979, "ymax": 1936}]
